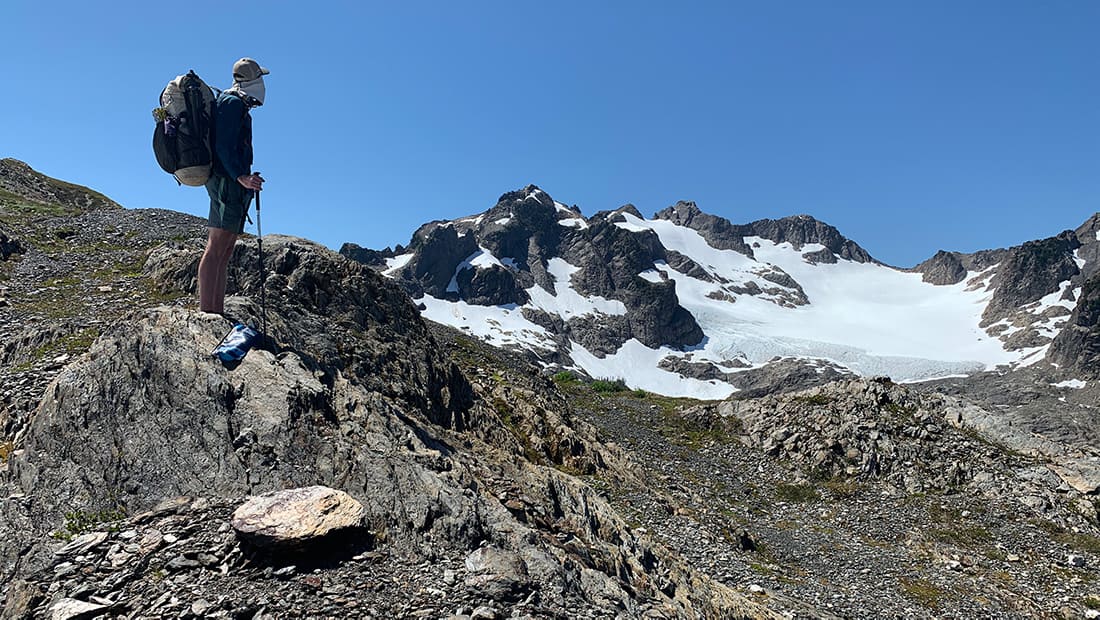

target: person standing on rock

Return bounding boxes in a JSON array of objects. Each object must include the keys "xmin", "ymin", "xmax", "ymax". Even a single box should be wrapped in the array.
[{"xmin": 198, "ymin": 57, "xmax": 268, "ymax": 314}]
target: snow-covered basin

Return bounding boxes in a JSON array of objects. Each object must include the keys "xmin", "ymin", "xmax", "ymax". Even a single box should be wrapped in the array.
[{"xmin": 620, "ymin": 214, "xmax": 1022, "ymax": 382}]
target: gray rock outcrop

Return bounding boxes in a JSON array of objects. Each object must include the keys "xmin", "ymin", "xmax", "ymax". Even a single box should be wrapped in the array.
[
  {"xmin": 912, "ymin": 248, "xmax": 1007, "ymax": 285},
  {"xmin": 914, "ymin": 250, "xmax": 968, "ymax": 285},
  {"xmin": 1048, "ymin": 273, "xmax": 1100, "ymax": 378},
  {"xmin": 653, "ymin": 200, "xmax": 756, "ymax": 256},
  {"xmin": 399, "ymin": 223, "xmax": 481, "ymax": 299},
  {"xmin": 739, "ymin": 215, "xmax": 876, "ymax": 264},
  {"xmin": 653, "ymin": 202, "xmax": 876, "ymax": 265},
  {"xmin": 1075, "ymin": 213, "xmax": 1100, "ymax": 281},
  {"xmin": 982, "ymin": 230, "xmax": 1081, "ymax": 324},
  {"xmin": 0, "ymin": 228, "xmax": 23, "ymax": 260},
  {"xmin": 348, "ymin": 187, "xmax": 706, "ymax": 356},
  {"xmin": 336, "ymin": 242, "xmax": 395, "ymax": 269}
]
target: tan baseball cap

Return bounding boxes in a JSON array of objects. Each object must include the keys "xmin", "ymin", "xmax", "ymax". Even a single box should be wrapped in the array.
[{"xmin": 232, "ymin": 58, "xmax": 270, "ymax": 82}]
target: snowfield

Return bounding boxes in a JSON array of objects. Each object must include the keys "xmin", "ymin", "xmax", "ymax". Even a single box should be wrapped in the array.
[{"xmin": 400, "ymin": 211, "xmax": 1061, "ymax": 399}]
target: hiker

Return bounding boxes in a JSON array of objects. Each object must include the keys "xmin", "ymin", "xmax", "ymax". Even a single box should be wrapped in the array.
[{"xmin": 198, "ymin": 57, "xmax": 269, "ymax": 314}]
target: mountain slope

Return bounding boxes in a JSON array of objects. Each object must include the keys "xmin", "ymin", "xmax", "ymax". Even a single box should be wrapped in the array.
[
  {"xmin": 345, "ymin": 186, "xmax": 1099, "ymax": 398},
  {"xmin": 0, "ymin": 160, "xmax": 770, "ymax": 618},
  {"xmin": 2, "ymin": 160, "xmax": 1098, "ymax": 618}
]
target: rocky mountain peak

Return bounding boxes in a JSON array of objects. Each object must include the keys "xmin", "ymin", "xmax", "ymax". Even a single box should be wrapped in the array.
[
  {"xmin": 982, "ymin": 230, "xmax": 1081, "ymax": 324},
  {"xmin": 596, "ymin": 203, "xmax": 644, "ymax": 223},
  {"xmin": 495, "ymin": 184, "xmax": 550, "ymax": 207},
  {"xmin": 340, "ymin": 185, "xmax": 1100, "ymax": 399},
  {"xmin": 663, "ymin": 200, "xmax": 704, "ymax": 219},
  {"xmin": 0, "ymin": 158, "xmax": 120, "ymax": 212},
  {"xmin": 1075, "ymin": 212, "xmax": 1100, "ymax": 282},
  {"xmin": 742, "ymin": 214, "xmax": 875, "ymax": 264},
  {"xmin": 1076, "ymin": 212, "xmax": 1100, "ymax": 242},
  {"xmin": 912, "ymin": 248, "xmax": 1008, "ymax": 285},
  {"xmin": 653, "ymin": 201, "xmax": 756, "ymax": 256}
]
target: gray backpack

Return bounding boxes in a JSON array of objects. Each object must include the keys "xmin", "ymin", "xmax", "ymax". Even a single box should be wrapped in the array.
[{"xmin": 152, "ymin": 71, "xmax": 217, "ymax": 186}]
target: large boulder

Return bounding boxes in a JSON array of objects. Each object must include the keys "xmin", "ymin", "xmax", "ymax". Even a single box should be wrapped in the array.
[
  {"xmin": 231, "ymin": 486, "xmax": 365, "ymax": 550},
  {"xmin": 0, "ymin": 228, "xmax": 24, "ymax": 260}
]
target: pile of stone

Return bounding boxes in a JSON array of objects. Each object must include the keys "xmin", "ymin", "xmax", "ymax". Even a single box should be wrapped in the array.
[{"xmin": 697, "ymin": 376, "xmax": 1099, "ymax": 525}]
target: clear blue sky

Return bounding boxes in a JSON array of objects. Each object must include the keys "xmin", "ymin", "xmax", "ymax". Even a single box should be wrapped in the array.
[{"xmin": 2, "ymin": 1, "xmax": 1097, "ymax": 267}]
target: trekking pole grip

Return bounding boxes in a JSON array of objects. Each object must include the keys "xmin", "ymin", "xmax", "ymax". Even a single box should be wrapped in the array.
[{"xmin": 253, "ymin": 171, "xmax": 261, "ymax": 211}]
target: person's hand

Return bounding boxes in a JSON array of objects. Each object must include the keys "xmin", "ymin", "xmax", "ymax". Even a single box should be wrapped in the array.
[{"xmin": 237, "ymin": 173, "xmax": 265, "ymax": 191}]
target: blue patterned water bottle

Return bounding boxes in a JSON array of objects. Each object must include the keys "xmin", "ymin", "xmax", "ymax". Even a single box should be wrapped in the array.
[{"xmin": 213, "ymin": 324, "xmax": 260, "ymax": 363}]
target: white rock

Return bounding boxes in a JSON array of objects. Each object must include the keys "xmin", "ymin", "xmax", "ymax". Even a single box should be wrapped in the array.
[
  {"xmin": 471, "ymin": 606, "xmax": 500, "ymax": 620},
  {"xmin": 49, "ymin": 598, "xmax": 107, "ymax": 620},
  {"xmin": 231, "ymin": 485, "xmax": 364, "ymax": 548},
  {"xmin": 55, "ymin": 531, "xmax": 108, "ymax": 556}
]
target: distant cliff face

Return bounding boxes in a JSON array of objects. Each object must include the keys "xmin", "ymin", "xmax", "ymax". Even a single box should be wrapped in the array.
[{"xmin": 344, "ymin": 186, "xmax": 1100, "ymax": 396}]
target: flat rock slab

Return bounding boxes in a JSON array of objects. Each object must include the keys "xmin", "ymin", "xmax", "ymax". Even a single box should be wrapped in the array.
[
  {"xmin": 231, "ymin": 486, "xmax": 364, "ymax": 549},
  {"xmin": 54, "ymin": 531, "xmax": 108, "ymax": 557},
  {"xmin": 49, "ymin": 598, "xmax": 107, "ymax": 620}
]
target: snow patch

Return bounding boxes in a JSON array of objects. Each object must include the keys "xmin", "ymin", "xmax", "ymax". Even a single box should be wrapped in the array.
[
  {"xmin": 494, "ymin": 217, "xmax": 512, "ymax": 226},
  {"xmin": 447, "ymin": 248, "xmax": 506, "ymax": 293},
  {"xmin": 500, "ymin": 257, "xmax": 518, "ymax": 270},
  {"xmin": 1016, "ymin": 345, "xmax": 1050, "ymax": 367},
  {"xmin": 1053, "ymin": 379, "xmax": 1087, "ymax": 389},
  {"xmin": 383, "ymin": 253, "xmax": 414, "ymax": 277},
  {"xmin": 638, "ymin": 268, "xmax": 664, "ymax": 283},
  {"xmin": 526, "ymin": 258, "xmax": 627, "ymax": 318},
  {"xmin": 558, "ymin": 218, "xmax": 588, "ymax": 229},
  {"xmin": 1033, "ymin": 314, "xmax": 1069, "ymax": 339},
  {"xmin": 1026, "ymin": 281, "xmax": 1077, "ymax": 314},
  {"xmin": 569, "ymin": 340, "xmax": 737, "ymax": 400},
  {"xmin": 554, "ymin": 201, "xmax": 573, "ymax": 214},
  {"xmin": 417, "ymin": 297, "xmax": 555, "ymax": 351},
  {"xmin": 614, "ymin": 219, "xmax": 650, "ymax": 233}
]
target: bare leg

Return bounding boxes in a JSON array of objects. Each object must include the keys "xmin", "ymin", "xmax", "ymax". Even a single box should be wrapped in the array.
[{"xmin": 198, "ymin": 227, "xmax": 239, "ymax": 313}]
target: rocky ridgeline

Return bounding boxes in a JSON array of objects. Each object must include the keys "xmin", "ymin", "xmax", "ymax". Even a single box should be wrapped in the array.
[
  {"xmin": 914, "ymin": 213, "xmax": 1100, "ymax": 369},
  {"xmin": 345, "ymin": 184, "xmax": 1100, "ymax": 389},
  {"xmin": 681, "ymin": 378, "xmax": 1100, "ymax": 529},
  {"xmin": 0, "ymin": 158, "xmax": 120, "ymax": 213},
  {"xmin": 341, "ymin": 187, "xmax": 879, "ymax": 366},
  {"xmin": 1, "ymin": 232, "xmax": 770, "ymax": 618},
  {"xmin": 654, "ymin": 202, "xmax": 875, "ymax": 265}
]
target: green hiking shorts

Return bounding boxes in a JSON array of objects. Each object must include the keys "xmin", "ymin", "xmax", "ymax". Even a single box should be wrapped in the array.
[{"xmin": 205, "ymin": 174, "xmax": 253, "ymax": 234}]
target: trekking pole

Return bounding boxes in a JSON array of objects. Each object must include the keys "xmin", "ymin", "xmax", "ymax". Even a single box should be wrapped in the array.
[{"xmin": 253, "ymin": 176, "xmax": 268, "ymax": 337}]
